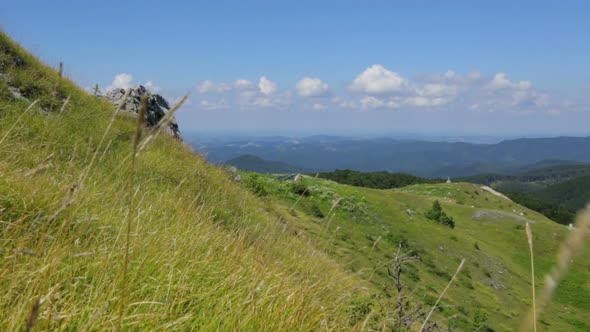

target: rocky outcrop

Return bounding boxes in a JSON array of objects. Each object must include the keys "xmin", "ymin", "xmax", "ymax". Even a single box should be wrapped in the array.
[
  {"xmin": 1, "ymin": 53, "xmax": 27, "ymax": 101},
  {"xmin": 105, "ymin": 85, "xmax": 182, "ymax": 140}
]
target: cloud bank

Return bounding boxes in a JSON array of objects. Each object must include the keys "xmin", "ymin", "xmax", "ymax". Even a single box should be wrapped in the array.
[{"xmin": 105, "ymin": 64, "xmax": 571, "ymax": 117}]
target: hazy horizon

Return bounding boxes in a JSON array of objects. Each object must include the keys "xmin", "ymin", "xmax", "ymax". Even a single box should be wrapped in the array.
[{"xmin": 183, "ymin": 130, "xmax": 590, "ymax": 145}]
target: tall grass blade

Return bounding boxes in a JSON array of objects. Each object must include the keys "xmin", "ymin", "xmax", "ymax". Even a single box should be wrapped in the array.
[
  {"xmin": 519, "ymin": 204, "xmax": 590, "ymax": 331},
  {"xmin": 0, "ymin": 99, "xmax": 39, "ymax": 147},
  {"xmin": 117, "ymin": 95, "xmax": 147, "ymax": 331},
  {"xmin": 24, "ymin": 298, "xmax": 40, "ymax": 332},
  {"xmin": 419, "ymin": 258, "xmax": 465, "ymax": 332},
  {"xmin": 137, "ymin": 94, "xmax": 188, "ymax": 154},
  {"xmin": 525, "ymin": 223, "xmax": 537, "ymax": 332}
]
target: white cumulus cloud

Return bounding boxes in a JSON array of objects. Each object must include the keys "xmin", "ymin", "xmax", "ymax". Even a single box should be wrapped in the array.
[
  {"xmin": 360, "ymin": 96, "xmax": 385, "ymax": 109},
  {"xmin": 104, "ymin": 73, "xmax": 160, "ymax": 93},
  {"xmin": 106, "ymin": 73, "xmax": 133, "ymax": 91},
  {"xmin": 199, "ymin": 99, "xmax": 228, "ymax": 111},
  {"xmin": 259, "ymin": 76, "xmax": 277, "ymax": 95},
  {"xmin": 144, "ymin": 80, "xmax": 160, "ymax": 93},
  {"xmin": 197, "ymin": 80, "xmax": 232, "ymax": 93},
  {"xmin": 296, "ymin": 77, "xmax": 329, "ymax": 97},
  {"xmin": 234, "ymin": 79, "xmax": 254, "ymax": 89},
  {"xmin": 416, "ymin": 83, "xmax": 458, "ymax": 97},
  {"xmin": 311, "ymin": 103, "xmax": 327, "ymax": 110},
  {"xmin": 350, "ymin": 64, "xmax": 408, "ymax": 94},
  {"xmin": 485, "ymin": 73, "xmax": 532, "ymax": 91},
  {"xmin": 404, "ymin": 96, "xmax": 448, "ymax": 107}
]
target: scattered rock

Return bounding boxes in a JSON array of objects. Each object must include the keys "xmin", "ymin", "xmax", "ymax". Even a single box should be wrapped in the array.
[
  {"xmin": 226, "ymin": 166, "xmax": 238, "ymax": 174},
  {"xmin": 490, "ymin": 279, "xmax": 504, "ymax": 290},
  {"xmin": 8, "ymin": 86, "xmax": 25, "ymax": 100},
  {"xmin": 105, "ymin": 85, "xmax": 182, "ymax": 140},
  {"xmin": 406, "ymin": 209, "xmax": 414, "ymax": 217},
  {"xmin": 13, "ymin": 55, "xmax": 24, "ymax": 67},
  {"xmin": 294, "ymin": 173, "xmax": 303, "ymax": 182},
  {"xmin": 472, "ymin": 209, "xmax": 534, "ymax": 224},
  {"xmin": 234, "ymin": 174, "xmax": 242, "ymax": 183}
]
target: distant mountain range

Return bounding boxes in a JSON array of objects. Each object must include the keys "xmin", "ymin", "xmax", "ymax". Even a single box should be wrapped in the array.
[
  {"xmin": 189, "ymin": 135, "xmax": 590, "ymax": 178},
  {"xmin": 223, "ymin": 154, "xmax": 309, "ymax": 173}
]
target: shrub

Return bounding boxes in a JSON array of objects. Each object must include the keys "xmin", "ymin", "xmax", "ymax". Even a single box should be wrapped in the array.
[
  {"xmin": 243, "ymin": 174, "xmax": 268, "ymax": 196},
  {"xmin": 385, "ymin": 232, "xmax": 408, "ymax": 248},
  {"xmin": 309, "ymin": 203, "xmax": 325, "ymax": 218},
  {"xmin": 290, "ymin": 181, "xmax": 310, "ymax": 196},
  {"xmin": 471, "ymin": 309, "xmax": 494, "ymax": 331},
  {"xmin": 426, "ymin": 200, "xmax": 455, "ymax": 229},
  {"xmin": 439, "ymin": 213, "xmax": 455, "ymax": 229},
  {"xmin": 348, "ymin": 298, "xmax": 373, "ymax": 325}
]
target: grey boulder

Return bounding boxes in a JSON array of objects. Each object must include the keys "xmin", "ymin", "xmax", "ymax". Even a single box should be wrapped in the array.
[{"xmin": 105, "ymin": 85, "xmax": 182, "ymax": 140}]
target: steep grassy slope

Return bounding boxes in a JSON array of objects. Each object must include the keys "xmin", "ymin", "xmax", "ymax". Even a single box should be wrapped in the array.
[
  {"xmin": 240, "ymin": 173, "xmax": 590, "ymax": 330},
  {"xmin": 0, "ymin": 33, "xmax": 368, "ymax": 330}
]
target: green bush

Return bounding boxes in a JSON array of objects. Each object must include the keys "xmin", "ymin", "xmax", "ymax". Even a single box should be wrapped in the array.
[
  {"xmin": 348, "ymin": 298, "xmax": 373, "ymax": 325},
  {"xmin": 309, "ymin": 202, "xmax": 325, "ymax": 218},
  {"xmin": 426, "ymin": 200, "xmax": 455, "ymax": 229},
  {"xmin": 243, "ymin": 174, "xmax": 269, "ymax": 196},
  {"xmin": 290, "ymin": 181, "xmax": 310, "ymax": 196},
  {"xmin": 385, "ymin": 232, "xmax": 408, "ymax": 248}
]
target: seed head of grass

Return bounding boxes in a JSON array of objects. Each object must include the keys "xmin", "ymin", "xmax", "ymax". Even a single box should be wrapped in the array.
[{"xmin": 519, "ymin": 205, "xmax": 590, "ymax": 332}]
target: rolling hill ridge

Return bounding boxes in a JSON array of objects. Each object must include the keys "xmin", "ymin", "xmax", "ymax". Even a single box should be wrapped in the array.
[{"xmin": 193, "ymin": 136, "xmax": 590, "ymax": 177}]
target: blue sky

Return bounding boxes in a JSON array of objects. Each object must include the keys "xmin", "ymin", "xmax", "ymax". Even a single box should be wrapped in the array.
[{"xmin": 2, "ymin": 1, "xmax": 589, "ymax": 135}]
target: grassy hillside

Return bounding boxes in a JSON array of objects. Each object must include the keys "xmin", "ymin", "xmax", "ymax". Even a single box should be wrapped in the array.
[
  {"xmin": 239, "ymin": 172, "xmax": 590, "ymax": 331},
  {"xmin": 0, "ymin": 32, "xmax": 368, "ymax": 330}
]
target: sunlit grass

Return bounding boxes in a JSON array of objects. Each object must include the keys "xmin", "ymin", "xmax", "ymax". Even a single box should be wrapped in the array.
[{"xmin": 0, "ymin": 32, "xmax": 361, "ymax": 330}]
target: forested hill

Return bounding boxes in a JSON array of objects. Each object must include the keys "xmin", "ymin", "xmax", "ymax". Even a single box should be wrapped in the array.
[
  {"xmin": 224, "ymin": 154, "xmax": 309, "ymax": 173},
  {"xmin": 317, "ymin": 169, "xmax": 441, "ymax": 189},
  {"xmin": 460, "ymin": 163, "xmax": 590, "ymax": 225}
]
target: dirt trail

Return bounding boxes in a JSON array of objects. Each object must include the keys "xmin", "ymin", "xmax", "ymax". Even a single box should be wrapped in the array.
[{"xmin": 480, "ymin": 186, "xmax": 511, "ymax": 201}]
